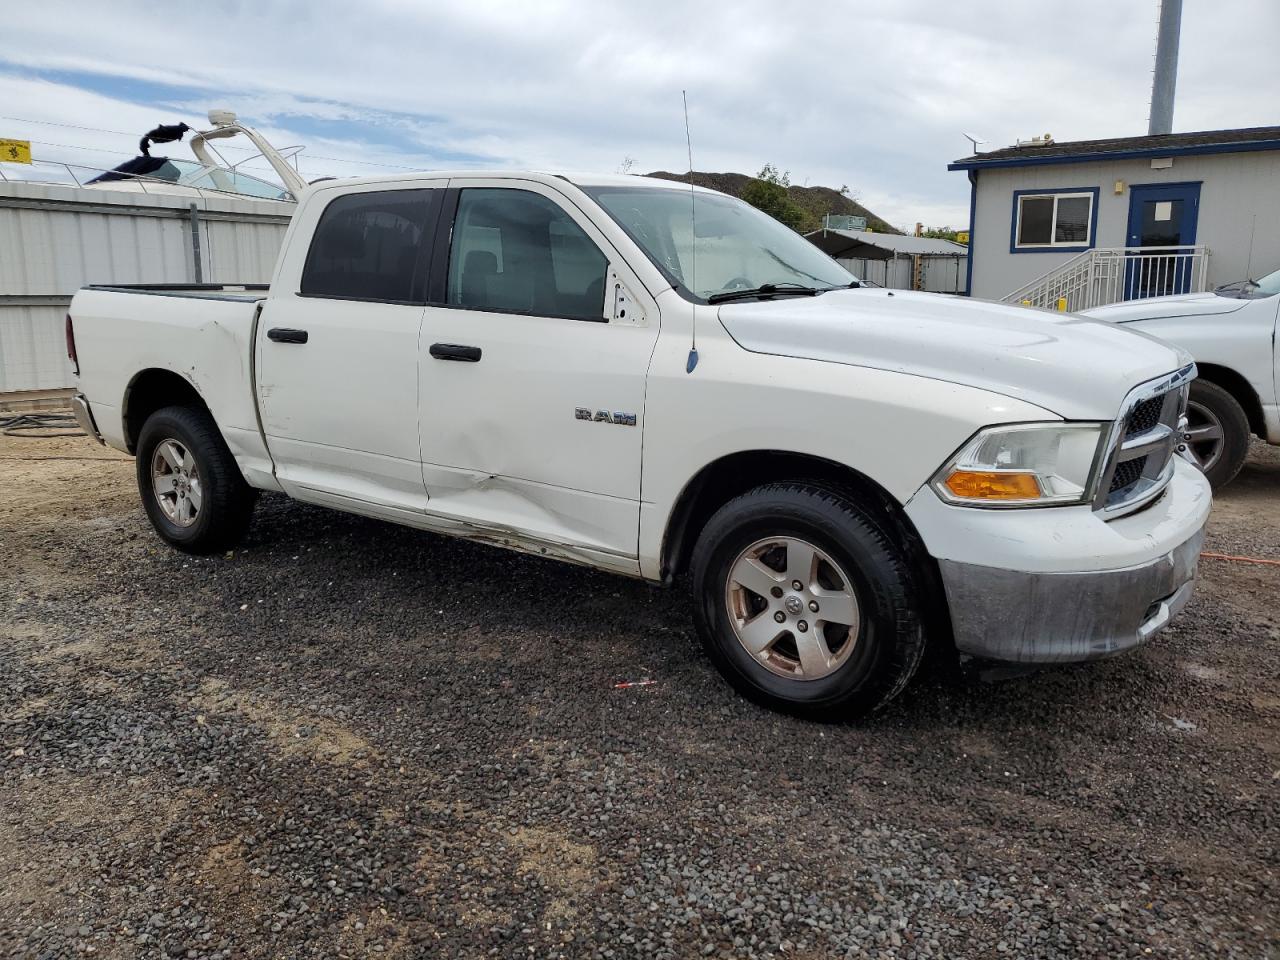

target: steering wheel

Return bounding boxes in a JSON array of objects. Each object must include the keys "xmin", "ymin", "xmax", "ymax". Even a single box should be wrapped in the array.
[{"xmin": 721, "ymin": 276, "xmax": 752, "ymax": 291}]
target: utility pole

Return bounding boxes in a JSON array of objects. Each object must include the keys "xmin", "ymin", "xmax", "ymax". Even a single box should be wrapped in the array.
[{"xmin": 1148, "ymin": 0, "xmax": 1182, "ymax": 135}]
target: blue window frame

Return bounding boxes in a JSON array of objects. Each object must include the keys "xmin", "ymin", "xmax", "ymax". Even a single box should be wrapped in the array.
[{"xmin": 1009, "ymin": 186, "xmax": 1099, "ymax": 253}]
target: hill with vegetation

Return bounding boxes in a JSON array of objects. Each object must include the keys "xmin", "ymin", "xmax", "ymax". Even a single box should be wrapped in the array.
[{"xmin": 645, "ymin": 167, "xmax": 899, "ymax": 235}]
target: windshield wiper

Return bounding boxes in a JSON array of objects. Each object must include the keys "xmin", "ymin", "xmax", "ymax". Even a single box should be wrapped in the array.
[{"xmin": 706, "ymin": 283, "xmax": 825, "ymax": 304}]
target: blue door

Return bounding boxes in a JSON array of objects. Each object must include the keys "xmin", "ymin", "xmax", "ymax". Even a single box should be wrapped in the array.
[{"xmin": 1123, "ymin": 182, "xmax": 1201, "ymax": 300}]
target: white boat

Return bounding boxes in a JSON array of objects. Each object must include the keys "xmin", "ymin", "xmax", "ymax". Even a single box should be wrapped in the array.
[
  {"xmin": 0, "ymin": 111, "xmax": 305, "ymax": 398},
  {"xmin": 2, "ymin": 109, "xmax": 308, "ymax": 201}
]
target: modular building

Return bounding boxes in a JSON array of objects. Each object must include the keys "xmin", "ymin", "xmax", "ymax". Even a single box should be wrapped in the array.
[{"xmin": 951, "ymin": 126, "xmax": 1280, "ymax": 311}]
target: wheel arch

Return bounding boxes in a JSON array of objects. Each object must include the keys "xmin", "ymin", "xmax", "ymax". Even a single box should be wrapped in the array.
[
  {"xmin": 1194, "ymin": 363, "xmax": 1265, "ymax": 437},
  {"xmin": 661, "ymin": 448, "xmax": 954, "ymax": 655},
  {"xmin": 122, "ymin": 368, "xmax": 211, "ymax": 454},
  {"xmin": 662, "ymin": 451, "xmax": 910, "ymax": 574}
]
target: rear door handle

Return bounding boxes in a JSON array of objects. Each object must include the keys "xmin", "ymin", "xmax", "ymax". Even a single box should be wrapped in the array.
[
  {"xmin": 429, "ymin": 343, "xmax": 482, "ymax": 362},
  {"xmin": 267, "ymin": 327, "xmax": 309, "ymax": 344}
]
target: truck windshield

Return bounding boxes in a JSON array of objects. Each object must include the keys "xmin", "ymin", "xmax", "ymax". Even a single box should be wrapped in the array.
[
  {"xmin": 583, "ymin": 185, "xmax": 856, "ymax": 301},
  {"xmin": 1252, "ymin": 267, "xmax": 1280, "ymax": 296},
  {"xmin": 1215, "ymin": 265, "xmax": 1280, "ymax": 299}
]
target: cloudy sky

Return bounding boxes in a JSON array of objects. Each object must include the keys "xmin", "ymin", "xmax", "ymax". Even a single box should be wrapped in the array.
[{"xmin": 2, "ymin": 0, "xmax": 1277, "ymax": 227}]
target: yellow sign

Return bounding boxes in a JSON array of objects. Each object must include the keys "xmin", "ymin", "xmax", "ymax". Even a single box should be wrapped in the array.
[
  {"xmin": 0, "ymin": 139, "xmax": 32, "ymax": 164},
  {"xmin": 955, "ymin": 230, "xmax": 970, "ymax": 244}
]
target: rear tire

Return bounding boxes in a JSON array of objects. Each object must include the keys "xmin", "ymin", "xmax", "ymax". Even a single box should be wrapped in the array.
[
  {"xmin": 136, "ymin": 405, "xmax": 256, "ymax": 553},
  {"xmin": 690, "ymin": 483, "xmax": 925, "ymax": 720},
  {"xmin": 1186, "ymin": 380, "xmax": 1250, "ymax": 489}
]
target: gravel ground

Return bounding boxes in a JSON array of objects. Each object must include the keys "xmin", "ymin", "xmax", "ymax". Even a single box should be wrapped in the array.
[{"xmin": 1, "ymin": 433, "xmax": 1277, "ymax": 959}]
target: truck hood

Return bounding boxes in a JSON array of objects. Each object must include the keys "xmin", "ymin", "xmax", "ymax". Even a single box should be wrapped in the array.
[
  {"xmin": 1083, "ymin": 291, "xmax": 1247, "ymax": 323},
  {"xmin": 717, "ymin": 288, "xmax": 1188, "ymax": 420}
]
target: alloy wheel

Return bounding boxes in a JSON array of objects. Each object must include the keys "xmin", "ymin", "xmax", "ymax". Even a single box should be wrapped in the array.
[
  {"xmin": 724, "ymin": 536, "xmax": 861, "ymax": 680},
  {"xmin": 151, "ymin": 438, "xmax": 203, "ymax": 527},
  {"xmin": 1183, "ymin": 399, "xmax": 1225, "ymax": 474}
]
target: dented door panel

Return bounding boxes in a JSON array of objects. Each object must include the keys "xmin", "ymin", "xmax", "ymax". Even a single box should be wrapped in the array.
[
  {"xmin": 418, "ymin": 304, "xmax": 657, "ymax": 555},
  {"xmin": 417, "ymin": 178, "xmax": 659, "ymax": 557}
]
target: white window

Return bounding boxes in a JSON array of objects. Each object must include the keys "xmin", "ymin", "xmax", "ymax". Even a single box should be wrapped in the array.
[{"xmin": 1014, "ymin": 192, "xmax": 1093, "ymax": 249}]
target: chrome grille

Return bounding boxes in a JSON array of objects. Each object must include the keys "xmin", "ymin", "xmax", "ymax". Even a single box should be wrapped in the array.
[
  {"xmin": 1109, "ymin": 455, "xmax": 1147, "ymax": 494},
  {"xmin": 1125, "ymin": 396, "xmax": 1164, "ymax": 437},
  {"xmin": 1093, "ymin": 364, "xmax": 1195, "ymax": 518}
]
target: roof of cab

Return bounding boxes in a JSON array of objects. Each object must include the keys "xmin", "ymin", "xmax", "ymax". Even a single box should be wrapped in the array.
[{"xmin": 306, "ymin": 170, "xmax": 719, "ymax": 193}]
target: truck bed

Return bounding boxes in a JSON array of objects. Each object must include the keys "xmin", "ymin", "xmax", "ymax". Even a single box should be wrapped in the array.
[{"xmin": 70, "ymin": 283, "xmax": 274, "ymax": 488}]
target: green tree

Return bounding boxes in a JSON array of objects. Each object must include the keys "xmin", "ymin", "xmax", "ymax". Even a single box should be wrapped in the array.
[
  {"xmin": 741, "ymin": 163, "xmax": 809, "ymax": 233},
  {"xmin": 921, "ymin": 226, "xmax": 964, "ymax": 242}
]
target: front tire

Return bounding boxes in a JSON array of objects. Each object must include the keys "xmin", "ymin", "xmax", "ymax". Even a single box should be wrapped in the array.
[
  {"xmin": 1186, "ymin": 380, "xmax": 1250, "ymax": 489},
  {"xmin": 136, "ymin": 405, "xmax": 256, "ymax": 553},
  {"xmin": 690, "ymin": 483, "xmax": 926, "ymax": 720}
]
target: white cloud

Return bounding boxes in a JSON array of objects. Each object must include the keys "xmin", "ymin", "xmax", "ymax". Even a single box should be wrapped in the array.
[{"xmin": 1, "ymin": 0, "xmax": 1277, "ymax": 225}]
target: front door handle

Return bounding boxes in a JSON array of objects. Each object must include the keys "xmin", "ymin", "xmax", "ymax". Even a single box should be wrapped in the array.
[
  {"xmin": 429, "ymin": 343, "xmax": 482, "ymax": 362},
  {"xmin": 267, "ymin": 327, "xmax": 309, "ymax": 344}
]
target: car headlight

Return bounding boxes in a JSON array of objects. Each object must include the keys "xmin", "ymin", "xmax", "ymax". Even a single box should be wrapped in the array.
[{"xmin": 932, "ymin": 423, "xmax": 1106, "ymax": 507}]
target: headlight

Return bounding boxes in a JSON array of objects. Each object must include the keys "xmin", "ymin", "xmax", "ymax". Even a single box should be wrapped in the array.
[{"xmin": 933, "ymin": 423, "xmax": 1106, "ymax": 507}]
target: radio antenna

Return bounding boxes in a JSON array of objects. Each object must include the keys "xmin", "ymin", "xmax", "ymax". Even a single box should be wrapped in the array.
[{"xmin": 683, "ymin": 90, "xmax": 699, "ymax": 374}]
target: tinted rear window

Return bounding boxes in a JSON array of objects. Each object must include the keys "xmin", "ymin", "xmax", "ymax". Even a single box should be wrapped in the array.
[{"xmin": 301, "ymin": 190, "xmax": 437, "ymax": 302}]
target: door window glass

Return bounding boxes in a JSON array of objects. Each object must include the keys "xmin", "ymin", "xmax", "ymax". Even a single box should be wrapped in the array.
[
  {"xmin": 301, "ymin": 190, "xmax": 436, "ymax": 302},
  {"xmin": 447, "ymin": 189, "xmax": 608, "ymax": 320},
  {"xmin": 1139, "ymin": 199, "xmax": 1184, "ymax": 246}
]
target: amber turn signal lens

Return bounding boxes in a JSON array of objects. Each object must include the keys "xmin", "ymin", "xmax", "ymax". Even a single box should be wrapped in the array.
[{"xmin": 943, "ymin": 470, "xmax": 1041, "ymax": 501}]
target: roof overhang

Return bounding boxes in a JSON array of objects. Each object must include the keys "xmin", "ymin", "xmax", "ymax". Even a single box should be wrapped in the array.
[
  {"xmin": 806, "ymin": 228, "xmax": 967, "ymax": 258},
  {"xmin": 949, "ymin": 137, "xmax": 1280, "ymax": 172}
]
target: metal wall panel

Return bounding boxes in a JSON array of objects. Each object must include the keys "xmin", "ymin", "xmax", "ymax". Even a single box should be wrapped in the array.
[
  {"xmin": 921, "ymin": 256, "xmax": 966, "ymax": 294},
  {"xmin": 0, "ymin": 180, "xmax": 293, "ymax": 394},
  {"xmin": 0, "ymin": 304, "xmax": 72, "ymax": 392},
  {"xmin": 837, "ymin": 256, "xmax": 967, "ymax": 294},
  {"xmin": 202, "ymin": 218, "xmax": 290, "ymax": 284}
]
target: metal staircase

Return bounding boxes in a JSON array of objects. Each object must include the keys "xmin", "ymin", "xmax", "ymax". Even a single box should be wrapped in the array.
[{"xmin": 1002, "ymin": 245, "xmax": 1209, "ymax": 312}]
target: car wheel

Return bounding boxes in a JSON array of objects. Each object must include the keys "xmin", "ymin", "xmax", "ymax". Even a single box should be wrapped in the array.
[
  {"xmin": 136, "ymin": 405, "xmax": 256, "ymax": 553},
  {"xmin": 1185, "ymin": 380, "xmax": 1250, "ymax": 489},
  {"xmin": 690, "ymin": 482, "xmax": 926, "ymax": 720}
]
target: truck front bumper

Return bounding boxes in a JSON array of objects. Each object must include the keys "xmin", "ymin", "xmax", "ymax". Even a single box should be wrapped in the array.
[{"xmin": 904, "ymin": 457, "xmax": 1212, "ymax": 663}]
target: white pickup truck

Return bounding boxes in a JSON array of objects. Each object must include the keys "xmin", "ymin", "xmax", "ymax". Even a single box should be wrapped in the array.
[
  {"xmin": 1085, "ymin": 267, "xmax": 1280, "ymax": 489},
  {"xmin": 67, "ymin": 171, "xmax": 1211, "ymax": 717}
]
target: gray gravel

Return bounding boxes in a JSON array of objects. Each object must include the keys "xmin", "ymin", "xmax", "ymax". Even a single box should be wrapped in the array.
[{"xmin": 1, "ymin": 434, "xmax": 1277, "ymax": 959}]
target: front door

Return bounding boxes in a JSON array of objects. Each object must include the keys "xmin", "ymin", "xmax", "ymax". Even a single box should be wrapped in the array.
[
  {"xmin": 256, "ymin": 185, "xmax": 442, "ymax": 517},
  {"xmin": 416, "ymin": 180, "xmax": 659, "ymax": 565},
  {"xmin": 1123, "ymin": 182, "xmax": 1201, "ymax": 300}
]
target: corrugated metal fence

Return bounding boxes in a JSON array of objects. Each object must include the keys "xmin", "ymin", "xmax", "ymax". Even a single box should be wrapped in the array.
[
  {"xmin": 837, "ymin": 255, "xmax": 967, "ymax": 294},
  {"xmin": 0, "ymin": 181, "xmax": 292, "ymax": 394}
]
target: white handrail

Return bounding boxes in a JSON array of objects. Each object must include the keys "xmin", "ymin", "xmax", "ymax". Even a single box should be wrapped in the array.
[
  {"xmin": 190, "ymin": 118, "xmax": 309, "ymax": 199},
  {"xmin": 0, "ymin": 157, "xmax": 294, "ymax": 203},
  {"xmin": 1003, "ymin": 249, "xmax": 1096, "ymax": 304},
  {"xmin": 1003, "ymin": 245, "xmax": 1210, "ymax": 311}
]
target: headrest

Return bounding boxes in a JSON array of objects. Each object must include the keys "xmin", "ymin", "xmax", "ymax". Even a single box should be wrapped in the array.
[
  {"xmin": 320, "ymin": 220, "xmax": 366, "ymax": 260},
  {"xmin": 463, "ymin": 250, "xmax": 498, "ymax": 275}
]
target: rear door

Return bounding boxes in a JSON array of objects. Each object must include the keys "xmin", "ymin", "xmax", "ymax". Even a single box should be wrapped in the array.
[
  {"xmin": 416, "ymin": 179, "xmax": 659, "ymax": 563},
  {"xmin": 256, "ymin": 183, "xmax": 443, "ymax": 516}
]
